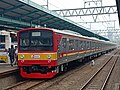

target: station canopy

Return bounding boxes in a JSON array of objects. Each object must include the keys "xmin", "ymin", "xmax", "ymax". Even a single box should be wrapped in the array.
[{"xmin": 0, "ymin": 0, "xmax": 109, "ymax": 41}]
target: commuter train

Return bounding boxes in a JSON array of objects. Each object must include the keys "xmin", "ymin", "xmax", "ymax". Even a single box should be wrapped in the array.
[
  {"xmin": 17, "ymin": 28, "xmax": 116, "ymax": 78},
  {"xmin": 0, "ymin": 31, "xmax": 17, "ymax": 63}
]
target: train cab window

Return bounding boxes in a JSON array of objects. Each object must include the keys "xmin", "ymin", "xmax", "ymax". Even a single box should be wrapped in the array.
[
  {"xmin": 20, "ymin": 39, "xmax": 29, "ymax": 46},
  {"xmin": 20, "ymin": 31, "xmax": 29, "ymax": 46},
  {"xmin": 19, "ymin": 30, "xmax": 53, "ymax": 51}
]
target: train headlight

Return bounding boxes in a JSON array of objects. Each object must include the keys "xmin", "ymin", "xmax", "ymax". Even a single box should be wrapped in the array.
[
  {"xmin": 48, "ymin": 54, "xmax": 51, "ymax": 59},
  {"xmin": 20, "ymin": 55, "xmax": 24, "ymax": 59}
]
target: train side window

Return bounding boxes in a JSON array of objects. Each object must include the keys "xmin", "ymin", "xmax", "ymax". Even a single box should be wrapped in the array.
[
  {"xmin": 95, "ymin": 42, "xmax": 97, "ymax": 48},
  {"xmin": 98, "ymin": 43, "xmax": 100, "ymax": 48},
  {"xmin": 94, "ymin": 42, "xmax": 95, "ymax": 48},
  {"xmin": 82, "ymin": 41, "xmax": 85, "ymax": 50},
  {"xmin": 94, "ymin": 42, "xmax": 96, "ymax": 48},
  {"xmin": 81, "ymin": 40, "xmax": 84, "ymax": 50},
  {"xmin": 0, "ymin": 36, "xmax": 5, "ymax": 43},
  {"xmin": 79, "ymin": 40, "xmax": 83, "ymax": 50},
  {"xmin": 96, "ymin": 43, "xmax": 98, "ymax": 48},
  {"xmin": 100, "ymin": 43, "xmax": 101, "ymax": 48},
  {"xmin": 92, "ymin": 42, "xmax": 94, "ymax": 49},
  {"xmin": 88, "ymin": 41, "xmax": 90, "ymax": 49},
  {"xmin": 84, "ymin": 41, "xmax": 86, "ymax": 50},
  {"xmin": 87, "ymin": 41, "xmax": 89, "ymax": 49},
  {"xmin": 93, "ymin": 42, "xmax": 95, "ymax": 48},
  {"xmin": 60, "ymin": 38, "xmax": 67, "ymax": 52},
  {"xmin": 89, "ymin": 41, "xmax": 91, "ymax": 49},
  {"xmin": 81, "ymin": 41, "xmax": 83, "ymax": 50},
  {"xmin": 75, "ymin": 39, "xmax": 78, "ymax": 51},
  {"xmin": 97, "ymin": 43, "xmax": 99, "ymax": 48},
  {"xmin": 91, "ymin": 41, "xmax": 93, "ymax": 49},
  {"xmin": 69, "ymin": 39, "xmax": 74, "ymax": 51}
]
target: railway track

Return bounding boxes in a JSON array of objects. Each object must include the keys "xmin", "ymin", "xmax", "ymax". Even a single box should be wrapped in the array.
[
  {"xmin": 104, "ymin": 50, "xmax": 120, "ymax": 90},
  {"xmin": 80, "ymin": 51, "xmax": 119, "ymax": 90},
  {"xmin": 4, "ymin": 49, "xmax": 119, "ymax": 90},
  {"xmin": 4, "ymin": 79, "xmax": 47, "ymax": 90},
  {"xmin": 0, "ymin": 67, "xmax": 22, "ymax": 90},
  {"xmin": 4, "ymin": 58, "xmax": 95, "ymax": 90},
  {"xmin": 0, "ymin": 68, "xmax": 18, "ymax": 79},
  {"xmin": 4, "ymin": 63, "xmax": 88, "ymax": 90}
]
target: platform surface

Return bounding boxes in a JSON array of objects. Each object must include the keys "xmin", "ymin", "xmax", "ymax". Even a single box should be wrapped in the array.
[{"xmin": 0, "ymin": 63, "xmax": 18, "ymax": 74}]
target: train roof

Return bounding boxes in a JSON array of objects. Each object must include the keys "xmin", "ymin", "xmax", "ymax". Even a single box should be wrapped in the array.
[
  {"xmin": 19, "ymin": 28, "xmax": 102, "ymax": 42},
  {"xmin": 19, "ymin": 28, "xmax": 116, "ymax": 45},
  {"xmin": 52, "ymin": 28, "xmax": 102, "ymax": 41},
  {"xmin": 52, "ymin": 28, "xmax": 116, "ymax": 45}
]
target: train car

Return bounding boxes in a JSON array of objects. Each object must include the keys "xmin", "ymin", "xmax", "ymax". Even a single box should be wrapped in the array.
[
  {"xmin": 17, "ymin": 28, "xmax": 116, "ymax": 78},
  {"xmin": 0, "ymin": 31, "xmax": 17, "ymax": 63}
]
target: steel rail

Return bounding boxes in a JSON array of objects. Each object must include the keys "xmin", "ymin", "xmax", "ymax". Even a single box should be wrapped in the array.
[
  {"xmin": 27, "ymin": 59, "xmax": 97, "ymax": 90},
  {"xmin": 25, "ymin": 80, "xmax": 47, "ymax": 90},
  {"xmin": 0, "ymin": 68, "xmax": 18, "ymax": 79},
  {"xmin": 4, "ymin": 79, "xmax": 46, "ymax": 90},
  {"xmin": 100, "ymin": 56, "xmax": 119, "ymax": 90},
  {"xmin": 80, "ymin": 55, "xmax": 113, "ymax": 90},
  {"xmin": 4, "ymin": 80, "xmax": 30, "ymax": 90},
  {"xmin": 4, "ymin": 50, "xmax": 117, "ymax": 90}
]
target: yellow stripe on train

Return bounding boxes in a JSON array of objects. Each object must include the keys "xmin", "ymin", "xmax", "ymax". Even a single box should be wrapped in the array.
[{"xmin": 18, "ymin": 53, "xmax": 57, "ymax": 60}]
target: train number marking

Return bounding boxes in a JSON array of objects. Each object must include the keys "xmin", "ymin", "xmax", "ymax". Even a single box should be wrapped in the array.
[{"xmin": 31, "ymin": 55, "xmax": 40, "ymax": 58}]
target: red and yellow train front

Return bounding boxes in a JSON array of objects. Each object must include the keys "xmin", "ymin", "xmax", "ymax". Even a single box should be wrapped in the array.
[{"xmin": 17, "ymin": 28, "xmax": 58, "ymax": 78}]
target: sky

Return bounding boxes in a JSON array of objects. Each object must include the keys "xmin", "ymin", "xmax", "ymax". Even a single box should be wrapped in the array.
[
  {"xmin": 31, "ymin": 0, "xmax": 116, "ymax": 9},
  {"xmin": 31, "ymin": 0, "xmax": 119, "ymax": 41}
]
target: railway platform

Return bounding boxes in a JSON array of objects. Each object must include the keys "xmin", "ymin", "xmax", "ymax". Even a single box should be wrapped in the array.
[
  {"xmin": 0, "ymin": 64, "xmax": 22, "ymax": 90},
  {"xmin": 0, "ymin": 63, "xmax": 18, "ymax": 76}
]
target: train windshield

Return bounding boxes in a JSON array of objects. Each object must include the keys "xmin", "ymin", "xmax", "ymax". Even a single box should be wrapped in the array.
[{"xmin": 19, "ymin": 30, "xmax": 53, "ymax": 51}]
